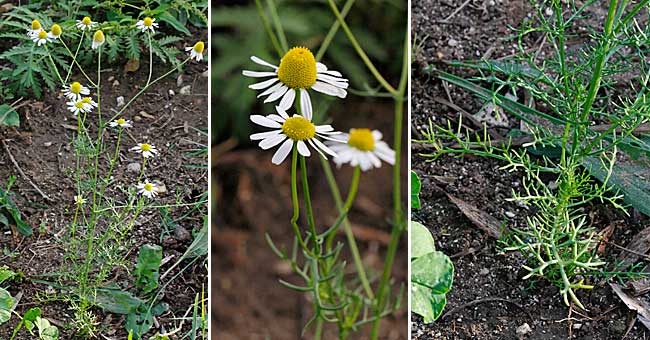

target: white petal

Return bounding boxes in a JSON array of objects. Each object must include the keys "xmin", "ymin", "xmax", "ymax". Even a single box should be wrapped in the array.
[
  {"xmin": 312, "ymin": 81, "xmax": 347, "ymax": 98},
  {"xmin": 267, "ymin": 114, "xmax": 286, "ymax": 123},
  {"xmin": 307, "ymin": 139, "xmax": 327, "ymax": 159},
  {"xmin": 368, "ymin": 152, "xmax": 382, "ymax": 168},
  {"xmin": 249, "ymin": 78, "xmax": 278, "ymax": 90},
  {"xmin": 297, "ymin": 140, "xmax": 311, "ymax": 157},
  {"xmin": 320, "ymin": 69, "xmax": 343, "ymax": 77},
  {"xmin": 251, "ymin": 115, "xmax": 282, "ymax": 128},
  {"xmin": 258, "ymin": 82, "xmax": 283, "ymax": 98},
  {"xmin": 279, "ymin": 88, "xmax": 296, "ymax": 110},
  {"xmin": 272, "ymin": 139, "xmax": 294, "ymax": 165},
  {"xmin": 250, "ymin": 130, "xmax": 282, "ymax": 140},
  {"xmin": 311, "ymin": 138, "xmax": 337, "ymax": 158},
  {"xmin": 300, "ymin": 89, "xmax": 313, "ymax": 121},
  {"xmin": 264, "ymin": 85, "xmax": 288, "ymax": 103},
  {"xmin": 242, "ymin": 70, "xmax": 277, "ymax": 78},
  {"xmin": 315, "ymin": 125, "xmax": 334, "ymax": 133},
  {"xmin": 251, "ymin": 56, "xmax": 278, "ymax": 70},
  {"xmin": 275, "ymin": 106, "xmax": 290, "ymax": 119},
  {"xmin": 317, "ymin": 74, "xmax": 349, "ymax": 88},
  {"xmin": 259, "ymin": 134, "xmax": 287, "ymax": 150},
  {"xmin": 316, "ymin": 62, "xmax": 327, "ymax": 72},
  {"xmin": 372, "ymin": 130, "xmax": 383, "ymax": 141}
]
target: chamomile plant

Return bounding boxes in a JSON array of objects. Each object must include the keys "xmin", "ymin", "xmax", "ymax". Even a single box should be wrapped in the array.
[
  {"xmin": 11, "ymin": 9, "xmax": 208, "ymax": 339},
  {"xmin": 244, "ymin": 1, "xmax": 407, "ymax": 339}
]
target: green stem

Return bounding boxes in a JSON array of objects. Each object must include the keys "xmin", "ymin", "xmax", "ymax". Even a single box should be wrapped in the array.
[
  {"xmin": 44, "ymin": 45, "xmax": 64, "ymax": 85},
  {"xmin": 146, "ymin": 32, "xmax": 153, "ymax": 86},
  {"xmin": 290, "ymin": 146, "xmax": 309, "ymax": 252},
  {"xmin": 314, "ymin": 318, "xmax": 323, "ymax": 340},
  {"xmin": 370, "ymin": 24, "xmax": 409, "ymax": 340},
  {"xmin": 325, "ymin": 166, "xmax": 360, "ymax": 250},
  {"xmin": 254, "ymin": 0, "xmax": 283, "ymax": 58},
  {"xmin": 62, "ymin": 31, "xmax": 91, "ymax": 85},
  {"xmin": 300, "ymin": 155, "xmax": 319, "ymax": 252},
  {"xmin": 325, "ymin": 0, "xmax": 397, "ymax": 95},
  {"xmin": 315, "ymin": 0, "xmax": 356, "ymax": 61},
  {"xmin": 266, "ymin": 0, "xmax": 288, "ymax": 52}
]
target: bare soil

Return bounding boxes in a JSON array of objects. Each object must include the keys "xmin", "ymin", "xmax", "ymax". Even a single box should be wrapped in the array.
[{"xmin": 412, "ymin": 0, "xmax": 650, "ymax": 339}]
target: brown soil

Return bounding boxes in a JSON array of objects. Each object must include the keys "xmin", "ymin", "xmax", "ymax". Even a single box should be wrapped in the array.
[
  {"xmin": 412, "ymin": 0, "xmax": 650, "ymax": 339},
  {"xmin": 0, "ymin": 30, "xmax": 208, "ymax": 338},
  {"xmin": 213, "ymin": 100, "xmax": 408, "ymax": 339}
]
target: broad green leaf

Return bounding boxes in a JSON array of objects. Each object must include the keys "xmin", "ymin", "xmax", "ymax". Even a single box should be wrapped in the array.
[
  {"xmin": 411, "ymin": 171, "xmax": 422, "ymax": 209},
  {"xmin": 35, "ymin": 316, "xmax": 59, "ymax": 340},
  {"xmin": 582, "ymin": 157, "xmax": 650, "ymax": 217},
  {"xmin": 0, "ymin": 266, "xmax": 16, "ymax": 282},
  {"xmin": 0, "ymin": 183, "xmax": 32, "ymax": 236},
  {"xmin": 0, "ymin": 104, "xmax": 19, "ymax": 127},
  {"xmin": 126, "ymin": 302, "xmax": 168, "ymax": 339},
  {"xmin": 134, "ymin": 244, "xmax": 163, "ymax": 294},
  {"xmin": 158, "ymin": 12, "xmax": 191, "ymax": 35},
  {"xmin": 411, "ymin": 251, "xmax": 454, "ymax": 294},
  {"xmin": 23, "ymin": 307, "xmax": 41, "ymax": 331},
  {"xmin": 411, "ymin": 221, "xmax": 435, "ymax": 259},
  {"xmin": 93, "ymin": 287, "xmax": 144, "ymax": 314},
  {"xmin": 412, "ymin": 284, "xmax": 446, "ymax": 323},
  {"xmin": 0, "ymin": 287, "xmax": 15, "ymax": 324}
]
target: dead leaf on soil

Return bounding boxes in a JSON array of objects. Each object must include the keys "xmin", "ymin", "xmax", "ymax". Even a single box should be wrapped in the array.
[
  {"xmin": 616, "ymin": 225, "xmax": 650, "ymax": 271},
  {"xmin": 446, "ymin": 193, "xmax": 504, "ymax": 239},
  {"xmin": 611, "ymin": 283, "xmax": 650, "ymax": 330},
  {"xmin": 630, "ymin": 277, "xmax": 650, "ymax": 296},
  {"xmin": 597, "ymin": 224, "xmax": 615, "ymax": 255},
  {"xmin": 124, "ymin": 58, "xmax": 140, "ymax": 73}
]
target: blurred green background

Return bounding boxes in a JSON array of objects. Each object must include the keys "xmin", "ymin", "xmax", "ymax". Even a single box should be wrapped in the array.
[{"xmin": 213, "ymin": 0, "xmax": 407, "ymax": 144}]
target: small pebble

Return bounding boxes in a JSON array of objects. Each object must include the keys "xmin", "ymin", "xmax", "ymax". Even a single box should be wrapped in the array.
[
  {"xmin": 174, "ymin": 226, "xmax": 191, "ymax": 242},
  {"xmin": 126, "ymin": 162, "xmax": 141, "ymax": 173},
  {"xmin": 479, "ymin": 268, "xmax": 490, "ymax": 276},
  {"xmin": 448, "ymin": 38, "xmax": 459, "ymax": 47},
  {"xmin": 169, "ymin": 89, "xmax": 175, "ymax": 96},
  {"xmin": 505, "ymin": 211, "xmax": 516, "ymax": 218},
  {"xmin": 516, "ymin": 323, "xmax": 532, "ymax": 338},
  {"xmin": 116, "ymin": 96, "xmax": 125, "ymax": 107},
  {"xmin": 179, "ymin": 85, "xmax": 192, "ymax": 95},
  {"xmin": 43, "ymin": 142, "xmax": 52, "ymax": 147}
]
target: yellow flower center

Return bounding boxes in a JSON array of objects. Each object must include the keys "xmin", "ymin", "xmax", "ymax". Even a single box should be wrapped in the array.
[
  {"xmin": 51, "ymin": 24, "xmax": 62, "ymax": 36},
  {"xmin": 281, "ymin": 116, "xmax": 315, "ymax": 141},
  {"xmin": 193, "ymin": 41, "xmax": 205, "ymax": 53},
  {"xmin": 82, "ymin": 16, "xmax": 92, "ymax": 25},
  {"xmin": 70, "ymin": 82, "xmax": 82, "ymax": 94},
  {"xmin": 116, "ymin": 118, "xmax": 126, "ymax": 125},
  {"xmin": 32, "ymin": 20, "xmax": 41, "ymax": 30},
  {"xmin": 75, "ymin": 102, "xmax": 85, "ymax": 109},
  {"xmin": 347, "ymin": 128, "xmax": 375, "ymax": 151},
  {"xmin": 37, "ymin": 30, "xmax": 47, "ymax": 39},
  {"xmin": 143, "ymin": 17, "xmax": 153, "ymax": 27},
  {"xmin": 93, "ymin": 30, "xmax": 105, "ymax": 43},
  {"xmin": 144, "ymin": 183, "xmax": 153, "ymax": 191},
  {"xmin": 82, "ymin": 97, "xmax": 92, "ymax": 104},
  {"xmin": 141, "ymin": 143, "xmax": 151, "ymax": 152},
  {"xmin": 277, "ymin": 47, "xmax": 317, "ymax": 89}
]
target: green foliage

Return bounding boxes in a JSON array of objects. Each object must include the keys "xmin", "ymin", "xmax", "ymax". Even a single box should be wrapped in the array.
[
  {"xmin": 411, "ymin": 171, "xmax": 421, "ymax": 209},
  {"xmin": 35, "ymin": 316, "xmax": 59, "ymax": 340},
  {"xmin": 0, "ymin": 176, "xmax": 32, "ymax": 236},
  {"xmin": 0, "ymin": 105, "xmax": 19, "ymax": 127},
  {"xmin": 134, "ymin": 245, "xmax": 163, "ymax": 295},
  {"xmin": 410, "ymin": 221, "xmax": 453, "ymax": 323},
  {"xmin": 418, "ymin": 0, "xmax": 650, "ymax": 309},
  {"xmin": 0, "ymin": 266, "xmax": 17, "ymax": 325},
  {"xmin": 126, "ymin": 302, "xmax": 168, "ymax": 339},
  {"xmin": 214, "ymin": 0, "xmax": 406, "ymax": 142}
]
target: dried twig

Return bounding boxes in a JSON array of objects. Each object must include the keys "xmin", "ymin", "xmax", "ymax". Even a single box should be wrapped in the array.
[{"xmin": 1, "ymin": 139, "xmax": 51, "ymax": 201}]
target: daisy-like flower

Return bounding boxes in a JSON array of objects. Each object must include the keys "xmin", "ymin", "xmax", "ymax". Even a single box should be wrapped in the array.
[
  {"xmin": 67, "ymin": 100, "xmax": 91, "ymax": 116},
  {"xmin": 327, "ymin": 128, "xmax": 395, "ymax": 171},
  {"xmin": 136, "ymin": 17, "xmax": 159, "ymax": 33},
  {"xmin": 186, "ymin": 41, "xmax": 205, "ymax": 62},
  {"xmin": 48, "ymin": 23, "xmax": 62, "ymax": 39},
  {"xmin": 91, "ymin": 30, "xmax": 105, "ymax": 50},
  {"xmin": 130, "ymin": 143, "xmax": 158, "ymax": 158},
  {"xmin": 27, "ymin": 19, "xmax": 43, "ymax": 37},
  {"xmin": 243, "ymin": 46, "xmax": 348, "ymax": 119},
  {"xmin": 63, "ymin": 82, "xmax": 90, "ymax": 101},
  {"xmin": 109, "ymin": 118, "xmax": 133, "ymax": 128},
  {"xmin": 137, "ymin": 181, "xmax": 158, "ymax": 198},
  {"xmin": 76, "ymin": 16, "xmax": 96, "ymax": 31},
  {"xmin": 81, "ymin": 97, "xmax": 98, "ymax": 109},
  {"xmin": 74, "ymin": 195, "xmax": 86, "ymax": 205},
  {"xmin": 250, "ymin": 106, "xmax": 341, "ymax": 165},
  {"xmin": 31, "ymin": 29, "xmax": 50, "ymax": 46}
]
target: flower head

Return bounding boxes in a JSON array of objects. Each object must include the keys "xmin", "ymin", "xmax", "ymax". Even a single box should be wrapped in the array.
[
  {"xmin": 326, "ymin": 129, "xmax": 395, "ymax": 171},
  {"xmin": 49, "ymin": 24, "xmax": 62, "ymax": 39},
  {"xmin": 81, "ymin": 97, "xmax": 98, "ymax": 109},
  {"xmin": 63, "ymin": 82, "xmax": 90, "ymax": 101},
  {"xmin": 137, "ymin": 181, "xmax": 158, "ymax": 198},
  {"xmin": 109, "ymin": 118, "xmax": 133, "ymax": 128},
  {"xmin": 74, "ymin": 195, "xmax": 86, "ymax": 205},
  {"xmin": 250, "ymin": 106, "xmax": 342, "ymax": 165},
  {"xmin": 92, "ymin": 30, "xmax": 105, "ymax": 50},
  {"xmin": 136, "ymin": 17, "xmax": 159, "ymax": 33},
  {"xmin": 76, "ymin": 16, "xmax": 96, "ymax": 31},
  {"xmin": 27, "ymin": 19, "xmax": 42, "ymax": 37},
  {"xmin": 67, "ymin": 100, "xmax": 91, "ymax": 116},
  {"xmin": 243, "ymin": 46, "xmax": 348, "ymax": 120},
  {"xmin": 31, "ymin": 29, "xmax": 50, "ymax": 46},
  {"xmin": 185, "ymin": 41, "xmax": 205, "ymax": 62},
  {"xmin": 130, "ymin": 143, "xmax": 158, "ymax": 158}
]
